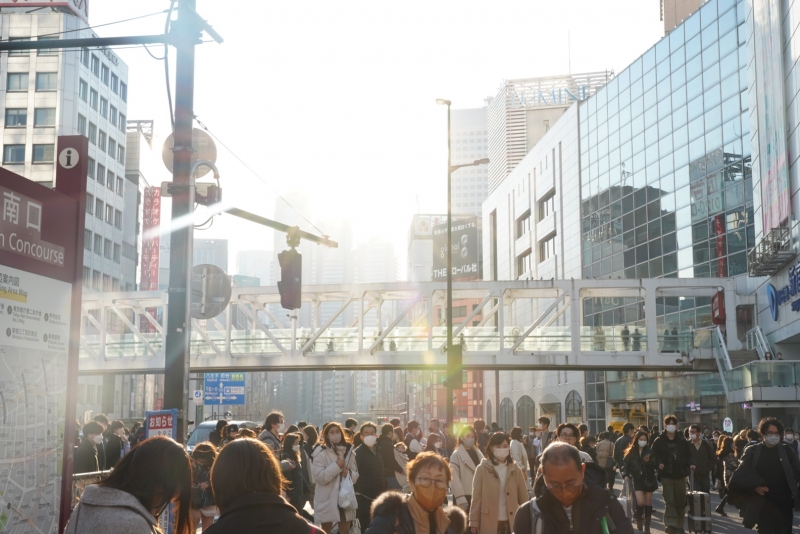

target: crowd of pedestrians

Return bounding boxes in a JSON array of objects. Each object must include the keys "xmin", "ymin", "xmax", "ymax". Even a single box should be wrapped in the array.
[{"xmin": 67, "ymin": 412, "xmax": 800, "ymax": 534}]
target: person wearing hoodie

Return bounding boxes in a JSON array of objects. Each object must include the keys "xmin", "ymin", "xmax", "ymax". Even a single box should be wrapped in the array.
[
  {"xmin": 469, "ymin": 432, "xmax": 528, "ymax": 534},
  {"xmin": 65, "ymin": 436, "xmax": 193, "ymax": 534},
  {"xmin": 512, "ymin": 442, "xmax": 634, "ymax": 534},
  {"xmin": 449, "ymin": 425, "xmax": 484, "ymax": 513},
  {"xmin": 621, "ymin": 430, "xmax": 658, "ymax": 533},
  {"xmin": 259, "ymin": 411, "xmax": 285, "ymax": 453},
  {"xmin": 652, "ymin": 415, "xmax": 695, "ymax": 534},
  {"xmin": 365, "ymin": 452, "xmax": 467, "ymax": 534},
  {"xmin": 74, "ymin": 421, "xmax": 104, "ymax": 474}
]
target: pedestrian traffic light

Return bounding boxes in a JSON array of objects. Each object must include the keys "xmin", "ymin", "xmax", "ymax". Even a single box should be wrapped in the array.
[
  {"xmin": 277, "ymin": 248, "xmax": 302, "ymax": 310},
  {"xmin": 447, "ymin": 343, "xmax": 463, "ymax": 389}
]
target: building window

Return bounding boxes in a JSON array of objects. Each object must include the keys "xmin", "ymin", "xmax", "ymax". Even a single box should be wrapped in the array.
[
  {"xmin": 84, "ymin": 229, "xmax": 92, "ymax": 251},
  {"xmin": 77, "ymin": 113, "xmax": 87, "ymax": 136},
  {"xmin": 116, "ymin": 176, "xmax": 123, "ymax": 195},
  {"xmin": 7, "ymin": 73, "xmax": 29, "ymax": 91},
  {"xmin": 97, "ymin": 164, "xmax": 105, "ymax": 183},
  {"xmin": 516, "ymin": 250, "xmax": 533, "ymax": 277},
  {"xmin": 35, "ymin": 72, "xmax": 57, "ymax": 91},
  {"xmin": 80, "ymin": 47, "xmax": 89, "ymax": 66},
  {"xmin": 95, "ymin": 198, "xmax": 103, "ymax": 219},
  {"xmin": 110, "ymin": 73, "xmax": 118, "ymax": 93},
  {"xmin": 120, "ymin": 82, "xmax": 127, "ymax": 102},
  {"xmin": 543, "ymin": 119, "xmax": 550, "ymax": 132},
  {"xmin": 108, "ymin": 138, "xmax": 116, "ymax": 158},
  {"xmin": 103, "ymin": 238, "xmax": 112, "ymax": 259},
  {"xmin": 82, "ymin": 266, "xmax": 91, "ymax": 287},
  {"xmin": 516, "ymin": 210, "xmax": 531, "ymax": 238},
  {"xmin": 88, "ymin": 122, "xmax": 97, "ymax": 144},
  {"xmin": 37, "ymin": 36, "xmax": 58, "ymax": 56},
  {"xmin": 585, "ymin": 371, "xmax": 607, "ymax": 435},
  {"xmin": 113, "ymin": 243, "xmax": 121, "ymax": 263},
  {"xmin": 540, "ymin": 234, "xmax": 556, "ymax": 262},
  {"xmin": 114, "ymin": 209, "xmax": 122, "ymax": 229},
  {"xmin": 8, "ymin": 37, "xmax": 30, "ymax": 56},
  {"xmin": 5, "ymin": 108, "xmax": 27, "ymax": 127},
  {"xmin": 79, "ymin": 79, "xmax": 88, "ymax": 101},
  {"xmin": 89, "ymin": 88, "xmax": 98, "ymax": 109},
  {"xmin": 90, "ymin": 55, "xmax": 99, "ymax": 77},
  {"xmin": 106, "ymin": 171, "xmax": 114, "ymax": 189},
  {"xmin": 86, "ymin": 193, "xmax": 93, "ymax": 214},
  {"xmin": 118, "ymin": 113, "xmax": 126, "ymax": 130},
  {"xmin": 99, "ymin": 97, "xmax": 108, "ymax": 118},
  {"xmin": 539, "ymin": 192, "xmax": 555, "ymax": 220},
  {"xmin": 93, "ymin": 234, "xmax": 102, "ymax": 255},
  {"xmin": 98, "ymin": 130, "xmax": 106, "ymax": 152},
  {"xmin": 109, "ymin": 105, "xmax": 117, "ymax": 126},
  {"xmin": 105, "ymin": 204, "xmax": 113, "ymax": 225},
  {"xmin": 102, "ymin": 274, "xmax": 111, "ymax": 292},
  {"xmin": 87, "ymin": 158, "xmax": 95, "ymax": 179},
  {"xmin": 117, "ymin": 145, "xmax": 125, "ymax": 164},
  {"xmin": 32, "ymin": 144, "xmax": 54, "ymax": 163},
  {"xmin": 92, "ymin": 270, "xmax": 101, "ymax": 290},
  {"xmin": 100, "ymin": 64, "xmax": 109, "ymax": 85},
  {"xmin": 34, "ymin": 108, "xmax": 56, "ymax": 127},
  {"xmin": 3, "ymin": 145, "xmax": 24, "ymax": 164}
]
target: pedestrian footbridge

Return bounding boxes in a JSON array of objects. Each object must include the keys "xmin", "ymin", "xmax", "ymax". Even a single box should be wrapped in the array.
[{"xmin": 77, "ymin": 278, "xmax": 746, "ymax": 374}]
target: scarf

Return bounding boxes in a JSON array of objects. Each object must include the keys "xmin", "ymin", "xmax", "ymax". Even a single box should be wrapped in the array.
[{"xmin": 407, "ymin": 494, "xmax": 450, "ymax": 534}]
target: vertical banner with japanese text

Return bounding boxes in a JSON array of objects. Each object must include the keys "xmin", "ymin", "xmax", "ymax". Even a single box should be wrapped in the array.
[{"xmin": 140, "ymin": 187, "xmax": 161, "ymax": 332}]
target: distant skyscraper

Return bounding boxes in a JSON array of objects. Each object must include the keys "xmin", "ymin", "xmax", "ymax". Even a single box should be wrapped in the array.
[
  {"xmin": 450, "ymin": 106, "xmax": 489, "ymax": 217},
  {"xmin": 236, "ymin": 250, "xmax": 271, "ymax": 285},
  {"xmin": 406, "ymin": 214, "xmax": 447, "ymax": 282},
  {"xmin": 193, "ymin": 239, "xmax": 228, "ymax": 272},
  {"xmin": 661, "ymin": 0, "xmax": 703, "ymax": 35}
]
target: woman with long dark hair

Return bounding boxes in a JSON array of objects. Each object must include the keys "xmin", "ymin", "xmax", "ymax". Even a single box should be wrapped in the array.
[
  {"xmin": 714, "ymin": 436, "xmax": 738, "ymax": 516},
  {"xmin": 191, "ymin": 442, "xmax": 218, "ymax": 531},
  {"xmin": 65, "ymin": 436, "xmax": 193, "ymax": 534},
  {"xmin": 281, "ymin": 432, "xmax": 311, "ymax": 515},
  {"xmin": 621, "ymin": 430, "xmax": 658, "ymax": 533},
  {"xmin": 449, "ymin": 425, "xmax": 484, "ymax": 513},
  {"xmin": 311, "ymin": 422, "xmax": 359, "ymax": 534}
]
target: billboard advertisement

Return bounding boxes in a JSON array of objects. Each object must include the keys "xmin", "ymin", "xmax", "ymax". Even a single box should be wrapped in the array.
[
  {"xmin": 432, "ymin": 216, "xmax": 481, "ymax": 282},
  {"xmin": 754, "ymin": 0, "xmax": 791, "ymax": 231}
]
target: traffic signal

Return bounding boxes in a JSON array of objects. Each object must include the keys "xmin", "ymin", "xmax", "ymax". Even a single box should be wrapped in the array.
[
  {"xmin": 447, "ymin": 343, "xmax": 463, "ymax": 389},
  {"xmin": 277, "ymin": 248, "xmax": 302, "ymax": 310}
]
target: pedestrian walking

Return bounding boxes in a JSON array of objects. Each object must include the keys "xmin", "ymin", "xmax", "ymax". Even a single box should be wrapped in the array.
[
  {"xmin": 281, "ymin": 433, "xmax": 312, "ymax": 518},
  {"xmin": 311, "ymin": 422, "xmax": 359, "ymax": 534},
  {"xmin": 104, "ymin": 420, "xmax": 128, "ymax": 470},
  {"xmin": 512, "ymin": 442, "xmax": 634, "ymax": 534},
  {"xmin": 449, "ymin": 425, "xmax": 484, "ymax": 513},
  {"xmin": 621, "ymin": 431, "xmax": 658, "ymax": 532},
  {"xmin": 631, "ymin": 327, "xmax": 643, "ymax": 351},
  {"xmin": 377, "ymin": 423, "xmax": 405, "ymax": 491},
  {"xmin": 688, "ymin": 424, "xmax": 716, "ymax": 494},
  {"xmin": 469, "ymin": 432, "xmax": 528, "ymax": 534},
  {"xmin": 509, "ymin": 426, "xmax": 530, "ymax": 485},
  {"xmin": 73, "ymin": 421, "xmax": 104, "ymax": 474},
  {"xmin": 404, "ymin": 420, "xmax": 424, "ymax": 459},
  {"xmin": 474, "ymin": 419, "xmax": 490, "ymax": 453},
  {"xmin": 205, "ymin": 438, "xmax": 323, "ymax": 534},
  {"xmin": 580, "ymin": 435, "xmax": 598, "ymax": 463},
  {"xmin": 259, "ymin": 411, "xmax": 285, "ymax": 453},
  {"xmin": 354, "ymin": 422, "xmax": 387, "ymax": 531},
  {"xmin": 65, "ymin": 436, "xmax": 193, "ymax": 534},
  {"xmin": 365, "ymin": 452, "xmax": 467, "ymax": 534},
  {"xmin": 208, "ymin": 420, "xmax": 227, "ymax": 448},
  {"xmin": 784, "ymin": 427, "xmax": 800, "ymax": 457},
  {"xmin": 621, "ymin": 324, "xmax": 631, "ymax": 351},
  {"xmin": 303, "ymin": 425, "xmax": 320, "ymax": 460},
  {"xmin": 190, "ymin": 442, "xmax": 218, "ymax": 531},
  {"xmin": 652, "ymin": 415, "xmax": 695, "ymax": 534},
  {"xmin": 596, "ymin": 431, "xmax": 616, "ymax": 490},
  {"xmin": 713, "ymin": 436, "xmax": 738, "ymax": 516}
]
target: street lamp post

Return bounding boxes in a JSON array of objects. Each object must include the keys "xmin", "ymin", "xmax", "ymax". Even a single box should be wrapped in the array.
[{"xmin": 436, "ymin": 99, "xmax": 489, "ymax": 436}]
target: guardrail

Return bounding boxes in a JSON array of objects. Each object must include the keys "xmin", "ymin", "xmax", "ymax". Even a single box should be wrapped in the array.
[{"xmin": 72, "ymin": 470, "xmax": 111, "ymax": 509}]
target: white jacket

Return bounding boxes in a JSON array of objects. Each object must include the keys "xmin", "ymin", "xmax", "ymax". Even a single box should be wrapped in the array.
[
  {"xmin": 449, "ymin": 444, "xmax": 484, "ymax": 502},
  {"xmin": 311, "ymin": 444, "xmax": 359, "ymax": 524},
  {"xmin": 510, "ymin": 439, "xmax": 529, "ymax": 473}
]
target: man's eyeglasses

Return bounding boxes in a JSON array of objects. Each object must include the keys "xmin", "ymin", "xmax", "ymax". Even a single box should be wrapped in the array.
[
  {"xmin": 545, "ymin": 482, "xmax": 583, "ymax": 493},
  {"xmin": 559, "ymin": 433, "xmax": 575, "ymax": 439},
  {"xmin": 415, "ymin": 477, "xmax": 448, "ymax": 489}
]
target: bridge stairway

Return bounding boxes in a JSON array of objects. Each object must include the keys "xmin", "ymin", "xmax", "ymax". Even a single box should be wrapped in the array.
[{"xmin": 728, "ymin": 350, "xmax": 760, "ymax": 368}]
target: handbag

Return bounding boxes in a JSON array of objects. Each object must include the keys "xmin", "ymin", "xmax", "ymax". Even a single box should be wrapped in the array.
[{"xmin": 337, "ymin": 447, "xmax": 358, "ymax": 511}]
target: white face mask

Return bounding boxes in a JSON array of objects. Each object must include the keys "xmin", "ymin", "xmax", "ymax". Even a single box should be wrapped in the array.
[
  {"xmin": 765, "ymin": 435, "xmax": 781, "ymax": 446},
  {"xmin": 292, "ymin": 444, "xmax": 300, "ymax": 452},
  {"xmin": 328, "ymin": 432, "xmax": 342, "ymax": 444},
  {"xmin": 493, "ymin": 447, "xmax": 510, "ymax": 460},
  {"xmin": 462, "ymin": 438, "xmax": 475, "ymax": 448},
  {"xmin": 434, "ymin": 441, "xmax": 441, "ymax": 449},
  {"xmin": 690, "ymin": 433, "xmax": 698, "ymax": 441},
  {"xmin": 92, "ymin": 434, "xmax": 104, "ymax": 445},
  {"xmin": 277, "ymin": 422, "xmax": 286, "ymax": 433},
  {"xmin": 363, "ymin": 435, "xmax": 377, "ymax": 447},
  {"xmin": 666, "ymin": 425, "xmax": 677, "ymax": 434},
  {"xmin": 785, "ymin": 434, "xmax": 795, "ymax": 442},
  {"xmin": 638, "ymin": 440, "xmax": 648, "ymax": 447}
]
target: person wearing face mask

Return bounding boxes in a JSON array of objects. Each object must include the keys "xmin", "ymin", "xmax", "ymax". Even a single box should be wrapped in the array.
[
  {"xmin": 405, "ymin": 421, "xmax": 424, "ymax": 460},
  {"xmin": 104, "ymin": 420, "xmax": 128, "ymax": 470},
  {"xmin": 652, "ymin": 415, "xmax": 694, "ymax": 534},
  {"xmin": 687, "ymin": 423, "xmax": 716, "ymax": 495},
  {"xmin": 620, "ymin": 431, "xmax": 658, "ymax": 532},
  {"xmin": 259, "ymin": 411, "xmax": 286, "ymax": 453},
  {"xmin": 473, "ymin": 419, "xmax": 489, "ymax": 454},
  {"xmin": 429, "ymin": 418, "xmax": 449, "ymax": 458},
  {"xmin": 470, "ymin": 433, "xmax": 528, "ymax": 534},
  {"xmin": 512, "ymin": 443, "xmax": 634, "ymax": 534},
  {"xmin": 378, "ymin": 423, "xmax": 405, "ymax": 490},
  {"xmin": 312, "ymin": 422, "xmax": 359, "ymax": 534},
  {"xmin": 281, "ymin": 433, "xmax": 312, "ymax": 519},
  {"xmin": 190, "ymin": 443, "xmax": 218, "ymax": 531},
  {"xmin": 449, "ymin": 425, "xmax": 484, "ymax": 513},
  {"xmin": 354, "ymin": 422, "xmax": 387, "ymax": 531},
  {"xmin": 74, "ymin": 421, "xmax": 105, "ymax": 474},
  {"xmin": 424, "ymin": 433, "xmax": 446, "ymax": 457},
  {"xmin": 728, "ymin": 417, "xmax": 800, "ymax": 534},
  {"xmin": 365, "ymin": 452, "xmax": 466, "ymax": 534},
  {"xmin": 783, "ymin": 427, "xmax": 800, "ymax": 457}
]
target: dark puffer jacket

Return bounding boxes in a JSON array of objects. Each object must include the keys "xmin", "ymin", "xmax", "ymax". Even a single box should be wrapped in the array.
[
  {"xmin": 365, "ymin": 491, "xmax": 467, "ymax": 534},
  {"xmin": 204, "ymin": 492, "xmax": 322, "ymax": 534}
]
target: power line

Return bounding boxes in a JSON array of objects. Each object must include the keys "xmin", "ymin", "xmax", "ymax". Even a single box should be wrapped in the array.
[
  {"xmin": 164, "ymin": 1, "xmax": 177, "ymax": 131},
  {"xmin": 0, "ymin": 10, "xmax": 168, "ymax": 42},
  {"xmin": 193, "ymin": 116, "xmax": 328, "ymax": 237}
]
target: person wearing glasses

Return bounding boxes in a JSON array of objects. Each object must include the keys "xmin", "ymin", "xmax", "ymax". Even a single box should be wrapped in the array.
[
  {"xmin": 365, "ymin": 451, "xmax": 467, "ymax": 534},
  {"xmin": 512, "ymin": 442, "xmax": 634, "ymax": 534},
  {"xmin": 554, "ymin": 423, "xmax": 593, "ymax": 463},
  {"xmin": 469, "ymin": 433, "xmax": 528, "ymax": 534}
]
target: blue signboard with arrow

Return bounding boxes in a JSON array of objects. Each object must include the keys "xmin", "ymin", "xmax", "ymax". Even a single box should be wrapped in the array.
[{"xmin": 204, "ymin": 372, "xmax": 246, "ymax": 405}]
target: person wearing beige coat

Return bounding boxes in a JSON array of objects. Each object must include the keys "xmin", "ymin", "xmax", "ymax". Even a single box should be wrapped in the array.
[
  {"xmin": 449, "ymin": 427, "xmax": 485, "ymax": 512},
  {"xmin": 468, "ymin": 433, "xmax": 528, "ymax": 534}
]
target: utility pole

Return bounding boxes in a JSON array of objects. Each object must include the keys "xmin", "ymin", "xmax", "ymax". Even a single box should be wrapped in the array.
[{"xmin": 163, "ymin": 0, "xmax": 200, "ymax": 443}]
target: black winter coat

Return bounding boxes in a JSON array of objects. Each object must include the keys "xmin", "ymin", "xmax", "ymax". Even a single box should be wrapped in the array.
[
  {"xmin": 513, "ymin": 477, "xmax": 634, "ymax": 534},
  {"xmin": 73, "ymin": 439, "xmax": 99, "ymax": 474},
  {"xmin": 104, "ymin": 433, "xmax": 124, "ymax": 470},
  {"xmin": 377, "ymin": 435, "xmax": 404, "ymax": 478},
  {"xmin": 281, "ymin": 450, "xmax": 310, "ymax": 513},
  {"xmin": 651, "ymin": 431, "xmax": 692, "ymax": 480},
  {"xmin": 365, "ymin": 491, "xmax": 467, "ymax": 534},
  {"xmin": 621, "ymin": 447, "xmax": 658, "ymax": 492},
  {"xmin": 354, "ymin": 444, "xmax": 387, "ymax": 499},
  {"xmin": 204, "ymin": 492, "xmax": 323, "ymax": 534}
]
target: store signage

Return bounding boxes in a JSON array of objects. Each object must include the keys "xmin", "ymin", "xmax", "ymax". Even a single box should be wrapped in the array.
[
  {"xmin": 145, "ymin": 409, "xmax": 177, "ymax": 534},
  {"xmin": 723, "ymin": 417, "xmax": 733, "ymax": 433},
  {"xmin": 711, "ymin": 290, "xmax": 725, "ymax": 325},
  {"xmin": 510, "ymin": 86, "xmax": 591, "ymax": 109},
  {"xmin": 0, "ymin": 185, "xmax": 66, "ymax": 267},
  {"xmin": 432, "ymin": 217, "xmax": 480, "ymax": 282},
  {"xmin": 766, "ymin": 262, "xmax": 800, "ymax": 320}
]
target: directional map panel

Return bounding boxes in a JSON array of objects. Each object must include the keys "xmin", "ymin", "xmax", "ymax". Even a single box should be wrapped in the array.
[{"xmin": 204, "ymin": 373, "xmax": 245, "ymax": 405}]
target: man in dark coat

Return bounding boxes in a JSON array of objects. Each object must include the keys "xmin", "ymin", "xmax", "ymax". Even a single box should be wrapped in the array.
[
  {"xmin": 205, "ymin": 492, "xmax": 323, "ymax": 534},
  {"xmin": 354, "ymin": 422, "xmax": 387, "ymax": 531},
  {"xmin": 103, "ymin": 420, "xmax": 126, "ymax": 470},
  {"xmin": 377, "ymin": 423, "xmax": 404, "ymax": 490},
  {"xmin": 514, "ymin": 442, "xmax": 633, "ymax": 534},
  {"xmin": 652, "ymin": 415, "xmax": 694, "ymax": 534},
  {"xmin": 73, "ymin": 422, "xmax": 104, "ymax": 474}
]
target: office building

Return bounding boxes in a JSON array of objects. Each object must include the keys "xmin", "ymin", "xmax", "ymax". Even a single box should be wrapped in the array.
[
  {"xmin": 451, "ymin": 106, "xmax": 489, "ymax": 216},
  {"xmin": 193, "ymin": 238, "xmax": 228, "ymax": 271},
  {"xmin": 662, "ymin": 0, "xmax": 705, "ymax": 35},
  {"xmin": 236, "ymin": 249, "xmax": 272, "ymax": 286}
]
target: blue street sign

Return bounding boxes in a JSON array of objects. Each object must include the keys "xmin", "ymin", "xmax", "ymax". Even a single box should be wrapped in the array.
[{"xmin": 204, "ymin": 372, "xmax": 246, "ymax": 405}]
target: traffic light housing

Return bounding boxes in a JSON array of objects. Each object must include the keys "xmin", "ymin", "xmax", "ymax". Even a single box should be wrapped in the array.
[
  {"xmin": 447, "ymin": 343, "xmax": 463, "ymax": 389},
  {"xmin": 277, "ymin": 248, "xmax": 302, "ymax": 310}
]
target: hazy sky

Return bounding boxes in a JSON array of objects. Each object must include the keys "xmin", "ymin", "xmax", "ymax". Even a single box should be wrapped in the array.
[{"xmin": 89, "ymin": 0, "xmax": 664, "ymax": 273}]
